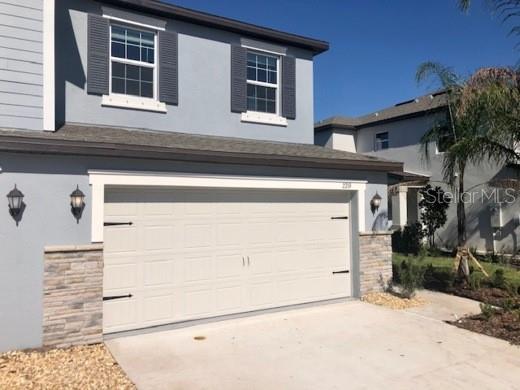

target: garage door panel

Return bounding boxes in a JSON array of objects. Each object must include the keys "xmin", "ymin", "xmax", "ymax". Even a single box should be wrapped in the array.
[
  {"xmin": 104, "ymin": 227, "xmax": 138, "ymax": 253},
  {"xmin": 104, "ymin": 264, "xmax": 137, "ymax": 290},
  {"xmin": 216, "ymin": 223, "xmax": 244, "ymax": 247},
  {"xmin": 103, "ymin": 299, "xmax": 137, "ymax": 330},
  {"xmin": 215, "ymin": 285, "xmax": 244, "ymax": 312},
  {"xmin": 184, "ymin": 224, "xmax": 213, "ymax": 248},
  {"xmin": 103, "ymin": 187, "xmax": 351, "ymax": 333},
  {"xmin": 143, "ymin": 225, "xmax": 178, "ymax": 251},
  {"xmin": 215, "ymin": 253, "xmax": 244, "ymax": 279},
  {"xmin": 143, "ymin": 260, "xmax": 172, "ymax": 287}
]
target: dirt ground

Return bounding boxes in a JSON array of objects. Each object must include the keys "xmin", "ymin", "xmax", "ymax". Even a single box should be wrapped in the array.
[
  {"xmin": 451, "ymin": 310, "xmax": 520, "ymax": 345},
  {"xmin": 0, "ymin": 343, "xmax": 135, "ymax": 390}
]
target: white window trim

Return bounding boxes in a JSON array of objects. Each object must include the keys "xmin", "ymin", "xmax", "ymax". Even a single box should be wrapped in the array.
[
  {"xmin": 103, "ymin": 22, "xmax": 167, "ymax": 113},
  {"xmin": 242, "ymin": 48, "xmax": 287, "ymax": 126},
  {"xmin": 88, "ymin": 170, "xmax": 367, "ymax": 242},
  {"xmin": 102, "ymin": 14, "xmax": 166, "ymax": 31}
]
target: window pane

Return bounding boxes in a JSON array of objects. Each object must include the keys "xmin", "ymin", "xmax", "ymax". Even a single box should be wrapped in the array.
[
  {"xmin": 266, "ymin": 87, "xmax": 276, "ymax": 100},
  {"xmin": 141, "ymin": 32, "xmax": 154, "ymax": 47},
  {"xmin": 112, "ymin": 62, "xmax": 125, "ymax": 78},
  {"xmin": 127, "ymin": 45, "xmax": 140, "ymax": 61},
  {"xmin": 111, "ymin": 42, "xmax": 125, "ymax": 59},
  {"xmin": 268, "ymin": 71, "xmax": 277, "ymax": 84},
  {"xmin": 127, "ymin": 29, "xmax": 140, "ymax": 45},
  {"xmin": 257, "ymin": 86, "xmax": 266, "ymax": 99},
  {"xmin": 126, "ymin": 79, "xmax": 139, "ymax": 96},
  {"xmin": 141, "ymin": 48, "xmax": 154, "ymax": 64},
  {"xmin": 111, "ymin": 26, "xmax": 125, "ymax": 42},
  {"xmin": 257, "ymin": 69, "xmax": 267, "ymax": 82},
  {"xmin": 266, "ymin": 100, "xmax": 276, "ymax": 113},
  {"xmin": 141, "ymin": 67, "xmax": 153, "ymax": 82},
  {"xmin": 112, "ymin": 77, "xmax": 125, "ymax": 94},
  {"xmin": 247, "ymin": 67, "xmax": 256, "ymax": 81},
  {"xmin": 257, "ymin": 55, "xmax": 267, "ymax": 69},
  {"xmin": 247, "ymin": 97, "xmax": 256, "ymax": 111},
  {"xmin": 267, "ymin": 57, "xmax": 276, "ymax": 71},
  {"xmin": 141, "ymin": 81, "xmax": 153, "ymax": 98},
  {"xmin": 247, "ymin": 84, "xmax": 256, "ymax": 97},
  {"xmin": 126, "ymin": 64, "xmax": 140, "ymax": 80},
  {"xmin": 257, "ymin": 99, "xmax": 266, "ymax": 112}
]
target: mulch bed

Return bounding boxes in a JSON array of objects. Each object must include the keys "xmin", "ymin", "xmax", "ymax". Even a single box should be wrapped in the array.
[
  {"xmin": 0, "ymin": 344, "xmax": 135, "ymax": 390},
  {"xmin": 450, "ymin": 310, "xmax": 520, "ymax": 345},
  {"xmin": 446, "ymin": 286, "xmax": 520, "ymax": 308}
]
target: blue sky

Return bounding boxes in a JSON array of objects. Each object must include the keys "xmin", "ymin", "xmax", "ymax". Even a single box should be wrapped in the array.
[{"xmin": 165, "ymin": 0, "xmax": 518, "ymax": 121}]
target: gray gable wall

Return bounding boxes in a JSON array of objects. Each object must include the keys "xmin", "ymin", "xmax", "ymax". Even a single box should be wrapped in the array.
[
  {"xmin": 0, "ymin": 0, "xmax": 43, "ymax": 130},
  {"xmin": 56, "ymin": 0, "xmax": 315, "ymax": 144}
]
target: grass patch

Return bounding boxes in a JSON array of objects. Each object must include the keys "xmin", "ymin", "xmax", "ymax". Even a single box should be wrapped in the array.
[{"xmin": 393, "ymin": 253, "xmax": 520, "ymax": 292}]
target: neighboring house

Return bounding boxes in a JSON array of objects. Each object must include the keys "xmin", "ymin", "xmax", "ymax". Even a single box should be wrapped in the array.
[
  {"xmin": 0, "ymin": 0, "xmax": 402, "ymax": 352},
  {"xmin": 315, "ymin": 91, "xmax": 520, "ymax": 255}
]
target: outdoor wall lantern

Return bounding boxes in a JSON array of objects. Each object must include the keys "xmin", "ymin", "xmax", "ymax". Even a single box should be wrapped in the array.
[
  {"xmin": 70, "ymin": 185, "xmax": 86, "ymax": 223},
  {"xmin": 7, "ymin": 185, "xmax": 24, "ymax": 225},
  {"xmin": 370, "ymin": 192, "xmax": 382, "ymax": 215}
]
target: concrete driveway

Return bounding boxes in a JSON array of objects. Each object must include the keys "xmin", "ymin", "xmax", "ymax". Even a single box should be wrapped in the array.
[{"xmin": 107, "ymin": 295, "xmax": 520, "ymax": 390}]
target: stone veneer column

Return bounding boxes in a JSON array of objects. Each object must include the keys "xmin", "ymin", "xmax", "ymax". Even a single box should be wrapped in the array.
[
  {"xmin": 358, "ymin": 232, "xmax": 392, "ymax": 296},
  {"xmin": 43, "ymin": 244, "xmax": 103, "ymax": 348}
]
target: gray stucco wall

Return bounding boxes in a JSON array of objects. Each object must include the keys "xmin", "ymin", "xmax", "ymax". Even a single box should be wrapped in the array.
[
  {"xmin": 0, "ymin": 0, "xmax": 43, "ymax": 130},
  {"xmin": 354, "ymin": 114, "xmax": 520, "ymax": 253},
  {"xmin": 55, "ymin": 0, "xmax": 315, "ymax": 144},
  {"xmin": 0, "ymin": 151, "xmax": 387, "ymax": 351}
]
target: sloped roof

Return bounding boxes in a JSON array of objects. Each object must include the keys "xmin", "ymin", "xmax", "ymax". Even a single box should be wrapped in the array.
[
  {"xmin": 100, "ymin": 0, "xmax": 329, "ymax": 54},
  {"xmin": 0, "ymin": 125, "xmax": 403, "ymax": 172},
  {"xmin": 315, "ymin": 91, "xmax": 448, "ymax": 132}
]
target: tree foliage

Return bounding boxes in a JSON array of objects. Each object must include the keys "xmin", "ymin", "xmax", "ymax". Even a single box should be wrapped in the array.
[{"xmin": 419, "ymin": 184, "xmax": 451, "ymax": 247}]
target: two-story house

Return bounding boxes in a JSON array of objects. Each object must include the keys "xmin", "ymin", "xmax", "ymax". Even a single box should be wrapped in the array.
[
  {"xmin": 315, "ymin": 91, "xmax": 520, "ymax": 255},
  {"xmin": 0, "ymin": 0, "xmax": 402, "ymax": 352}
]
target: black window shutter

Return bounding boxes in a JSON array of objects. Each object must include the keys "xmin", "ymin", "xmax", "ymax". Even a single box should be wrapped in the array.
[
  {"xmin": 159, "ymin": 30, "xmax": 178, "ymax": 105},
  {"xmin": 282, "ymin": 55, "xmax": 296, "ymax": 119},
  {"xmin": 230, "ymin": 45, "xmax": 247, "ymax": 113},
  {"xmin": 87, "ymin": 14, "xmax": 109, "ymax": 95}
]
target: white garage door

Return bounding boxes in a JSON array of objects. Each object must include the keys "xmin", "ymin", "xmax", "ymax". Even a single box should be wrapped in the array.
[{"xmin": 103, "ymin": 187, "xmax": 351, "ymax": 333}]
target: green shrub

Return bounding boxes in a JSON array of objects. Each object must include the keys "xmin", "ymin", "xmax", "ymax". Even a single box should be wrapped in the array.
[
  {"xmin": 492, "ymin": 269, "xmax": 508, "ymax": 290},
  {"xmin": 479, "ymin": 303, "xmax": 497, "ymax": 320},
  {"xmin": 469, "ymin": 272, "xmax": 485, "ymax": 291},
  {"xmin": 399, "ymin": 260, "xmax": 425, "ymax": 298},
  {"xmin": 391, "ymin": 222, "xmax": 424, "ymax": 255},
  {"xmin": 423, "ymin": 264, "xmax": 455, "ymax": 291}
]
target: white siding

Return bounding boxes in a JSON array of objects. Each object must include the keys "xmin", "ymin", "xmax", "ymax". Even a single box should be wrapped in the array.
[{"xmin": 0, "ymin": 1, "xmax": 43, "ymax": 130}]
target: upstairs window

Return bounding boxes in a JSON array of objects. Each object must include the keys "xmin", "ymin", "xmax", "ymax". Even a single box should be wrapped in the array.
[
  {"xmin": 375, "ymin": 132, "xmax": 389, "ymax": 151},
  {"xmin": 110, "ymin": 25, "xmax": 156, "ymax": 99},
  {"xmin": 246, "ymin": 51, "xmax": 279, "ymax": 114},
  {"xmin": 436, "ymin": 126, "xmax": 454, "ymax": 154}
]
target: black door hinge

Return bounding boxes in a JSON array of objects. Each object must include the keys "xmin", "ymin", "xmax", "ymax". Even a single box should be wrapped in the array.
[
  {"xmin": 331, "ymin": 216, "xmax": 349, "ymax": 220},
  {"xmin": 332, "ymin": 270, "xmax": 350, "ymax": 275},
  {"xmin": 103, "ymin": 294, "xmax": 133, "ymax": 301},
  {"xmin": 104, "ymin": 222, "xmax": 133, "ymax": 226}
]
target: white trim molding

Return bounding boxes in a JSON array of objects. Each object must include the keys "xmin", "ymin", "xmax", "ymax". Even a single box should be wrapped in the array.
[
  {"xmin": 102, "ymin": 14, "xmax": 166, "ymax": 31},
  {"xmin": 43, "ymin": 0, "xmax": 55, "ymax": 131},
  {"xmin": 88, "ymin": 170, "xmax": 367, "ymax": 242},
  {"xmin": 241, "ymin": 111, "xmax": 287, "ymax": 126},
  {"xmin": 102, "ymin": 95, "xmax": 167, "ymax": 113}
]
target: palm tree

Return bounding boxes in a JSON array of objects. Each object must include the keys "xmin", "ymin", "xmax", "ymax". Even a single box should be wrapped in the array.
[
  {"xmin": 416, "ymin": 62, "xmax": 478, "ymax": 247},
  {"xmin": 458, "ymin": 0, "xmax": 520, "ymax": 49},
  {"xmin": 417, "ymin": 63, "xmax": 520, "ymax": 247}
]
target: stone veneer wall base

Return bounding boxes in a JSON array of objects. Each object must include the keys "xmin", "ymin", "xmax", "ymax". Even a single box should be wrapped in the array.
[
  {"xmin": 43, "ymin": 244, "xmax": 104, "ymax": 348},
  {"xmin": 358, "ymin": 232, "xmax": 392, "ymax": 296}
]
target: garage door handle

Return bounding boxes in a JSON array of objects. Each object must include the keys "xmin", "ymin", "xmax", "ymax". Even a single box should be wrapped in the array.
[
  {"xmin": 331, "ymin": 216, "xmax": 348, "ymax": 220},
  {"xmin": 247, "ymin": 256, "xmax": 250, "ymax": 266},
  {"xmin": 103, "ymin": 294, "xmax": 133, "ymax": 301},
  {"xmin": 104, "ymin": 222, "xmax": 133, "ymax": 226},
  {"xmin": 242, "ymin": 257, "xmax": 245, "ymax": 266},
  {"xmin": 332, "ymin": 270, "xmax": 350, "ymax": 275}
]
